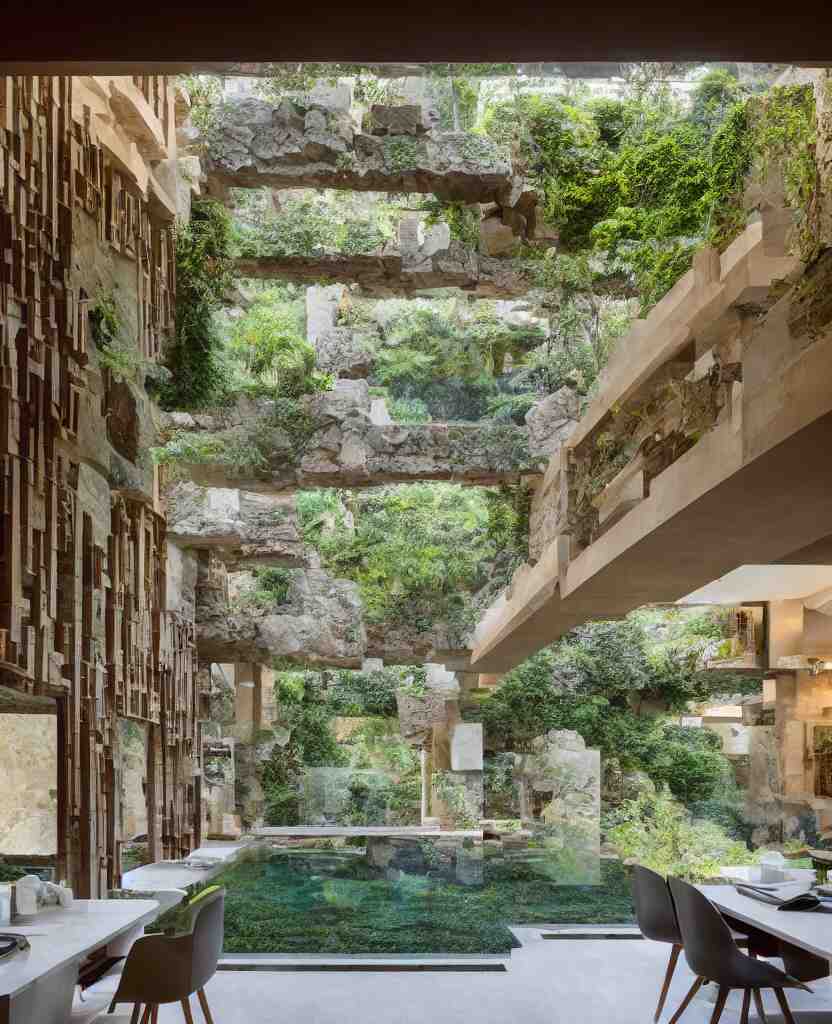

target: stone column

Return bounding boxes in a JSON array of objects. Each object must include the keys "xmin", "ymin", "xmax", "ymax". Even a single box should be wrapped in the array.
[
  {"xmin": 420, "ymin": 746, "xmax": 430, "ymax": 824},
  {"xmin": 306, "ymin": 284, "xmax": 344, "ymax": 345}
]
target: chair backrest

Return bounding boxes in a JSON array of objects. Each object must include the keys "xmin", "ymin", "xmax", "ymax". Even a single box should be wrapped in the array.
[
  {"xmin": 114, "ymin": 886, "xmax": 225, "ymax": 1006},
  {"xmin": 667, "ymin": 876, "xmax": 740, "ymax": 980},
  {"xmin": 630, "ymin": 864, "xmax": 681, "ymax": 945},
  {"xmin": 188, "ymin": 887, "xmax": 225, "ymax": 992}
]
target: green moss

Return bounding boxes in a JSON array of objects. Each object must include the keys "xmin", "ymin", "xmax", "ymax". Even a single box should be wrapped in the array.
[{"xmin": 383, "ymin": 136, "xmax": 424, "ymax": 173}]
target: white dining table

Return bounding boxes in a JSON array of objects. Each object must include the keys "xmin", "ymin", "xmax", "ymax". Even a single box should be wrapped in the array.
[
  {"xmin": 701, "ymin": 885, "xmax": 832, "ymax": 962},
  {"xmin": 0, "ymin": 897, "xmax": 158, "ymax": 1024},
  {"xmin": 700, "ymin": 884, "xmax": 832, "ymax": 1020}
]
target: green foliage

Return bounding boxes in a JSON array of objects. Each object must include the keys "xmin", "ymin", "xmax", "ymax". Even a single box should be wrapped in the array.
[
  {"xmin": 383, "ymin": 136, "xmax": 424, "ymax": 173},
  {"xmin": 176, "ymin": 75, "xmax": 224, "ymax": 141},
  {"xmin": 418, "ymin": 197, "xmax": 481, "ymax": 248},
  {"xmin": 608, "ymin": 787, "xmax": 753, "ymax": 880},
  {"xmin": 234, "ymin": 191, "xmax": 401, "ymax": 259},
  {"xmin": 301, "ymin": 484, "xmax": 494, "ymax": 631},
  {"xmin": 433, "ymin": 772, "xmax": 480, "ymax": 829},
  {"xmin": 751, "ymin": 85, "xmax": 818, "ymax": 259},
  {"xmin": 245, "ymin": 567, "xmax": 294, "ymax": 609},
  {"xmin": 371, "ymin": 300, "xmax": 545, "ymax": 422},
  {"xmin": 704, "ymin": 102, "xmax": 753, "ymax": 249},
  {"xmin": 228, "ymin": 294, "xmax": 320, "ymax": 397},
  {"xmin": 646, "ymin": 724, "xmax": 732, "ymax": 803},
  {"xmin": 690, "ymin": 70, "xmax": 744, "ymax": 133},
  {"xmin": 158, "ymin": 199, "xmax": 235, "ymax": 410},
  {"xmin": 327, "ymin": 667, "xmax": 413, "ymax": 717},
  {"xmin": 388, "ymin": 396, "xmax": 432, "ymax": 423},
  {"xmin": 473, "ymin": 610, "xmax": 759, "ymax": 804},
  {"xmin": 0, "ymin": 860, "xmax": 28, "ymax": 882},
  {"xmin": 483, "ymin": 483, "xmax": 531, "ymax": 565},
  {"xmin": 516, "ymin": 252, "xmax": 633, "ymax": 398},
  {"xmin": 88, "ymin": 290, "xmax": 155, "ymax": 385},
  {"xmin": 481, "ymin": 77, "xmax": 818, "ymax": 313},
  {"xmin": 153, "ymin": 396, "xmax": 323, "ymax": 476},
  {"xmin": 276, "ymin": 672, "xmax": 348, "ymax": 769},
  {"xmin": 484, "ymin": 753, "xmax": 518, "ymax": 818},
  {"xmin": 88, "ymin": 290, "xmax": 121, "ymax": 347}
]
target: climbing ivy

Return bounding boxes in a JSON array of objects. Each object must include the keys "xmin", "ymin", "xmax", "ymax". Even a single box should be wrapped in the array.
[{"xmin": 158, "ymin": 198, "xmax": 235, "ymax": 410}]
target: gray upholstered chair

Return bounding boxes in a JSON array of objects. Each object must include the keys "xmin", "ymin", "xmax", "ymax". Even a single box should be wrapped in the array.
[
  {"xmin": 631, "ymin": 864, "xmax": 686, "ymax": 1022},
  {"xmin": 108, "ymin": 887, "xmax": 224, "ymax": 1023},
  {"xmin": 668, "ymin": 876, "xmax": 812, "ymax": 1024}
]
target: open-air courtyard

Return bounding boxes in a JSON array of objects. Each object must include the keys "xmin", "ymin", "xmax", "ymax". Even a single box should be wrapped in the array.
[{"xmin": 2, "ymin": 42, "xmax": 832, "ymax": 1024}]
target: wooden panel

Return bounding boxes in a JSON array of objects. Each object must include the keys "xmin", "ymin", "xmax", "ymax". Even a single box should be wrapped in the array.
[{"xmin": 0, "ymin": 76, "xmax": 198, "ymax": 896}]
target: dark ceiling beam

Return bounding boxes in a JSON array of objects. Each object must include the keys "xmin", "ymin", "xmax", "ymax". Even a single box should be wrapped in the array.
[{"xmin": 1, "ymin": 2, "xmax": 831, "ymax": 68}]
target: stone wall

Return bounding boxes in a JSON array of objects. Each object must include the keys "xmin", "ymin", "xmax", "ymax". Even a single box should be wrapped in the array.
[
  {"xmin": 236, "ymin": 237, "xmax": 529, "ymax": 298},
  {"xmin": 167, "ymin": 383, "xmax": 545, "ymax": 492},
  {"xmin": 203, "ymin": 95, "xmax": 536, "ymax": 234},
  {"xmin": 0, "ymin": 714, "xmax": 57, "ymax": 855},
  {"xmin": 195, "ymin": 554, "xmax": 365, "ymax": 668}
]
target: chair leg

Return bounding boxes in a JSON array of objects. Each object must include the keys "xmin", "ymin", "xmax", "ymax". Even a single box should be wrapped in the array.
[
  {"xmin": 181, "ymin": 996, "xmax": 195, "ymax": 1024},
  {"xmin": 151, "ymin": 1008, "xmax": 159, "ymax": 1024},
  {"xmin": 772, "ymin": 990, "xmax": 797, "ymax": 1024},
  {"xmin": 197, "ymin": 988, "xmax": 216, "ymax": 1024},
  {"xmin": 139, "ymin": 1008, "xmax": 152, "ymax": 1024},
  {"xmin": 752, "ymin": 990, "xmax": 767, "ymax": 1023},
  {"xmin": 740, "ymin": 990, "xmax": 751, "ymax": 1024},
  {"xmin": 667, "ymin": 976, "xmax": 704, "ymax": 1024},
  {"xmin": 655, "ymin": 944, "xmax": 682, "ymax": 1022},
  {"xmin": 709, "ymin": 987, "xmax": 730, "ymax": 1024},
  {"xmin": 130, "ymin": 1007, "xmax": 143, "ymax": 1024}
]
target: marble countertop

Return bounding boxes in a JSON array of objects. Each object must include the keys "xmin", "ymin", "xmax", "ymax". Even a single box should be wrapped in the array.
[
  {"xmin": 0, "ymin": 898, "xmax": 158, "ymax": 998},
  {"xmin": 121, "ymin": 843, "xmax": 248, "ymax": 892}
]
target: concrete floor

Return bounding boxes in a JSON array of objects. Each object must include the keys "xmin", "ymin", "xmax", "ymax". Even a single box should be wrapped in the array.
[{"xmin": 81, "ymin": 928, "xmax": 832, "ymax": 1024}]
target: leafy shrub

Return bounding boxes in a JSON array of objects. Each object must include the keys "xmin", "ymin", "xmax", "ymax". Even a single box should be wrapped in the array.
[
  {"xmin": 228, "ymin": 294, "xmax": 318, "ymax": 397},
  {"xmin": 247, "ymin": 568, "xmax": 294, "ymax": 609},
  {"xmin": 234, "ymin": 191, "xmax": 399, "ymax": 259},
  {"xmin": 608, "ymin": 787, "xmax": 753, "ymax": 880},
  {"xmin": 472, "ymin": 610, "xmax": 759, "ymax": 804},
  {"xmin": 301, "ymin": 483, "xmax": 494, "ymax": 631},
  {"xmin": 327, "ymin": 668, "xmax": 406, "ymax": 717}
]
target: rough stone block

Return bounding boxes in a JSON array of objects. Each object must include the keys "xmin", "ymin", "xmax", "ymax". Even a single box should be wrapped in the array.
[
  {"xmin": 450, "ymin": 722, "xmax": 483, "ymax": 771},
  {"xmin": 369, "ymin": 104, "xmax": 429, "ymax": 136}
]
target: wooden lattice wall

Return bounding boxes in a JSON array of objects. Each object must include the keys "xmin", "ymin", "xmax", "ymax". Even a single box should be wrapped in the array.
[{"xmin": 0, "ymin": 76, "xmax": 202, "ymax": 896}]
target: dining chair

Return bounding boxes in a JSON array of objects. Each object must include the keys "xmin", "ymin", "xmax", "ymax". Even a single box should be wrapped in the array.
[
  {"xmin": 107, "ymin": 886, "xmax": 224, "ymax": 1023},
  {"xmin": 668, "ymin": 876, "xmax": 811, "ymax": 1024},
  {"xmin": 631, "ymin": 865, "xmax": 686, "ymax": 1023}
]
